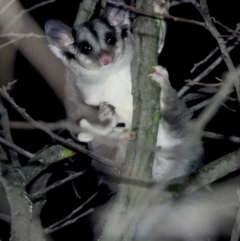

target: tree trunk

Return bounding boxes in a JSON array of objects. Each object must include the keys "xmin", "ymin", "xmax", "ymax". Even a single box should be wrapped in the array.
[
  {"xmin": 100, "ymin": 1, "xmax": 160, "ymax": 240},
  {"xmin": 0, "ymin": 162, "xmax": 32, "ymax": 241}
]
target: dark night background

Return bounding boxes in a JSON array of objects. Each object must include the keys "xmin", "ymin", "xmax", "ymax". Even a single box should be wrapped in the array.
[{"xmin": 1, "ymin": 0, "xmax": 240, "ymax": 240}]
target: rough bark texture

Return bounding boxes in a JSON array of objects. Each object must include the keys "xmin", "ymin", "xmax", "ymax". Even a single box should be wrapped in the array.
[
  {"xmin": 0, "ymin": 162, "xmax": 32, "ymax": 241},
  {"xmin": 0, "ymin": 143, "xmax": 72, "ymax": 241},
  {"xmin": 100, "ymin": 1, "xmax": 160, "ymax": 240}
]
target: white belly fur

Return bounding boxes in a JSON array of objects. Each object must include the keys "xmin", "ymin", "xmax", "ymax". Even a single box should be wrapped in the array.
[{"xmin": 78, "ymin": 65, "xmax": 133, "ymax": 129}]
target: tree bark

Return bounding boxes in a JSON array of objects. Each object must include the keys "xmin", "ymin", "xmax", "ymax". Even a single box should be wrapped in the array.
[
  {"xmin": 100, "ymin": 1, "xmax": 160, "ymax": 240},
  {"xmin": 0, "ymin": 162, "xmax": 32, "ymax": 241}
]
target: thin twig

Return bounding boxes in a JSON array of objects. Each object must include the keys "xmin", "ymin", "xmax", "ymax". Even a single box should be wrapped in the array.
[
  {"xmin": 0, "ymin": 119, "xmax": 81, "ymax": 134},
  {"xmin": 193, "ymin": 65, "xmax": 240, "ymax": 132},
  {"xmin": 221, "ymin": 103, "xmax": 236, "ymax": 113},
  {"xmin": 107, "ymin": 0, "xmax": 205, "ymax": 27},
  {"xmin": 189, "ymin": 98, "xmax": 212, "ymax": 112},
  {"xmin": 44, "ymin": 209, "xmax": 94, "ymax": 234},
  {"xmin": 179, "ymin": 18, "xmax": 240, "ymax": 98},
  {"xmin": 0, "ymin": 36, "xmax": 21, "ymax": 50},
  {"xmin": 0, "ymin": 136, "xmax": 34, "ymax": 159},
  {"xmin": 215, "ymin": 77, "xmax": 222, "ymax": 82},
  {"xmin": 178, "ymin": 45, "xmax": 236, "ymax": 98},
  {"xmin": 189, "ymin": 95, "xmax": 236, "ymax": 113},
  {"xmin": 212, "ymin": 18, "xmax": 240, "ymax": 35},
  {"xmin": 190, "ymin": 47, "xmax": 219, "ymax": 73},
  {"xmin": 0, "ymin": 32, "xmax": 45, "ymax": 38},
  {"xmin": 203, "ymin": 131, "xmax": 240, "ymax": 144},
  {"xmin": 0, "ymin": 33, "xmax": 45, "ymax": 50},
  {"xmin": 220, "ymin": 35, "xmax": 240, "ymax": 38},
  {"xmin": 30, "ymin": 170, "xmax": 87, "ymax": 201},
  {"xmin": 47, "ymin": 193, "xmax": 97, "ymax": 229},
  {"xmin": 72, "ymin": 181, "xmax": 81, "ymax": 199},
  {"xmin": 186, "ymin": 79, "xmax": 222, "ymax": 87},
  {"xmin": 191, "ymin": 0, "xmax": 239, "ymax": 103}
]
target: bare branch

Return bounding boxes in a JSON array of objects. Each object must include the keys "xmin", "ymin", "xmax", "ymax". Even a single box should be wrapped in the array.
[
  {"xmin": 0, "ymin": 36, "xmax": 21, "ymax": 50},
  {"xmin": 47, "ymin": 193, "xmax": 97, "ymax": 229},
  {"xmin": 191, "ymin": 0, "xmax": 240, "ymax": 103},
  {"xmin": 107, "ymin": 0, "xmax": 205, "ymax": 27},
  {"xmin": 0, "ymin": 119, "xmax": 81, "ymax": 134},
  {"xmin": 0, "ymin": 136, "xmax": 34, "ymax": 159},
  {"xmin": 186, "ymin": 79, "xmax": 222, "ymax": 87},
  {"xmin": 190, "ymin": 47, "xmax": 219, "ymax": 73},
  {"xmin": 30, "ymin": 170, "xmax": 87, "ymax": 201},
  {"xmin": 193, "ymin": 65, "xmax": 240, "ymax": 131},
  {"xmin": 72, "ymin": 181, "xmax": 81, "ymax": 199},
  {"xmin": 189, "ymin": 98, "xmax": 212, "ymax": 112},
  {"xmin": 179, "ymin": 21, "xmax": 240, "ymax": 98},
  {"xmin": 178, "ymin": 44, "xmax": 236, "ymax": 97},
  {"xmin": 189, "ymin": 96, "xmax": 236, "ymax": 113},
  {"xmin": 0, "ymin": 32, "xmax": 45, "ymax": 38},
  {"xmin": 203, "ymin": 131, "xmax": 240, "ymax": 144},
  {"xmin": 212, "ymin": 18, "xmax": 240, "ymax": 36},
  {"xmin": 44, "ymin": 209, "xmax": 94, "ymax": 234},
  {"xmin": 221, "ymin": 102, "xmax": 236, "ymax": 113}
]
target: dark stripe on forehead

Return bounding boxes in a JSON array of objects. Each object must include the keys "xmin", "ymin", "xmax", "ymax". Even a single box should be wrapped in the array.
[
  {"xmin": 73, "ymin": 22, "xmax": 99, "ymax": 45},
  {"xmin": 83, "ymin": 21, "xmax": 99, "ymax": 41},
  {"xmin": 99, "ymin": 17, "xmax": 117, "ymax": 35}
]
